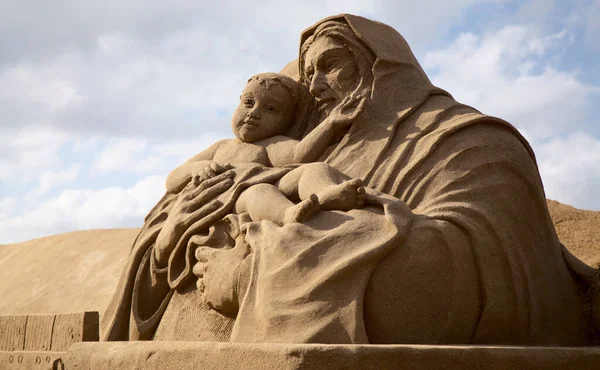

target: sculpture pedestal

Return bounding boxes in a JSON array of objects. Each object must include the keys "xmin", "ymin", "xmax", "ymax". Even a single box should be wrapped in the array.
[{"xmin": 63, "ymin": 342, "xmax": 600, "ymax": 370}]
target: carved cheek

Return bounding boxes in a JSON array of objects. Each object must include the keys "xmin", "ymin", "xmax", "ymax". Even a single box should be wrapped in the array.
[
  {"xmin": 338, "ymin": 60, "xmax": 359, "ymax": 88},
  {"xmin": 231, "ymin": 109, "xmax": 241, "ymax": 126},
  {"xmin": 329, "ymin": 70, "xmax": 353, "ymax": 96}
]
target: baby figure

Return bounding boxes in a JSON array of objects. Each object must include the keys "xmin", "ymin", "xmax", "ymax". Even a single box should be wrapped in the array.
[{"xmin": 167, "ymin": 72, "xmax": 366, "ymax": 226}]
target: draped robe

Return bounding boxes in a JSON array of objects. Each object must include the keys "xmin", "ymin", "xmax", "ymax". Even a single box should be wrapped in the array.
[{"xmin": 101, "ymin": 14, "xmax": 595, "ymax": 345}]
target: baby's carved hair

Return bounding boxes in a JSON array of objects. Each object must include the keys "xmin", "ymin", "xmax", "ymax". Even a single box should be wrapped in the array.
[{"xmin": 247, "ymin": 73, "xmax": 302, "ymax": 103}]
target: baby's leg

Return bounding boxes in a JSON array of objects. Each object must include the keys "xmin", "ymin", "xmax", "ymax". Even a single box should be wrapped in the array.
[
  {"xmin": 235, "ymin": 183, "xmax": 319, "ymax": 225},
  {"xmin": 277, "ymin": 163, "xmax": 365, "ymax": 212}
]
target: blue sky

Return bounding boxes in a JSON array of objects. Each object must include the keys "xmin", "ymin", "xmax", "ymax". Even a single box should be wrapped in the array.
[{"xmin": 1, "ymin": 0, "xmax": 599, "ymax": 244}]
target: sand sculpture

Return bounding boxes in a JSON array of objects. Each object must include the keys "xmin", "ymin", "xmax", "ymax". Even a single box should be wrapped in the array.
[{"xmin": 100, "ymin": 14, "xmax": 600, "ymax": 346}]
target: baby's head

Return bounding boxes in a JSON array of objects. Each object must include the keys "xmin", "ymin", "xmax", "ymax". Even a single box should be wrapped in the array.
[{"xmin": 232, "ymin": 72, "xmax": 308, "ymax": 143}]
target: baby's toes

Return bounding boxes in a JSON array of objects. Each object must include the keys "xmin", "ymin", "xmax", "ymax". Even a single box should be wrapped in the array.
[
  {"xmin": 240, "ymin": 223, "xmax": 250, "ymax": 235},
  {"xmin": 357, "ymin": 186, "xmax": 366, "ymax": 207},
  {"xmin": 196, "ymin": 278, "xmax": 205, "ymax": 293},
  {"xmin": 195, "ymin": 246, "xmax": 213, "ymax": 262},
  {"xmin": 348, "ymin": 178, "xmax": 363, "ymax": 190},
  {"xmin": 193, "ymin": 261, "xmax": 207, "ymax": 278},
  {"xmin": 297, "ymin": 194, "xmax": 320, "ymax": 221},
  {"xmin": 293, "ymin": 207, "xmax": 306, "ymax": 222}
]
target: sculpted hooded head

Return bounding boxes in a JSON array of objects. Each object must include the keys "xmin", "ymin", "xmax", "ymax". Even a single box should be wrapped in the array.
[
  {"xmin": 297, "ymin": 14, "xmax": 446, "ymax": 130},
  {"xmin": 299, "ymin": 20, "xmax": 375, "ymax": 119}
]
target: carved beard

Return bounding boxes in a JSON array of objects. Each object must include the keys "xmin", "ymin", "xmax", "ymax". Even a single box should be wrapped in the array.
[{"xmin": 318, "ymin": 84, "xmax": 372, "ymax": 125}]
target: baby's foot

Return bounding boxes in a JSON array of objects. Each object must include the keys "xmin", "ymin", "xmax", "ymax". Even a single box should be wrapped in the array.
[
  {"xmin": 283, "ymin": 194, "xmax": 320, "ymax": 224},
  {"xmin": 317, "ymin": 178, "xmax": 366, "ymax": 212},
  {"xmin": 193, "ymin": 237, "xmax": 251, "ymax": 315}
]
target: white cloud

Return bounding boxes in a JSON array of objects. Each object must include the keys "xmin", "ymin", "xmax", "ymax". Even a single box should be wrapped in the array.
[
  {"xmin": 583, "ymin": 0, "xmax": 600, "ymax": 47},
  {"xmin": 536, "ymin": 132, "xmax": 600, "ymax": 210},
  {"xmin": 423, "ymin": 25, "xmax": 598, "ymax": 140},
  {"xmin": 0, "ymin": 175, "xmax": 165, "ymax": 244},
  {"xmin": 0, "ymin": 65, "xmax": 82, "ymax": 112},
  {"xmin": 0, "ymin": 126, "xmax": 68, "ymax": 184},
  {"xmin": 0, "ymin": 198, "xmax": 16, "ymax": 219},
  {"xmin": 30, "ymin": 164, "xmax": 81, "ymax": 197},
  {"xmin": 92, "ymin": 139, "xmax": 149, "ymax": 173}
]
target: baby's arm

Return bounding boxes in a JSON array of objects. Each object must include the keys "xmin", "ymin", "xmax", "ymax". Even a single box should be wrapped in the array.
[
  {"xmin": 294, "ymin": 95, "xmax": 367, "ymax": 163},
  {"xmin": 264, "ymin": 116, "xmax": 353, "ymax": 166},
  {"xmin": 292, "ymin": 119, "xmax": 342, "ymax": 163},
  {"xmin": 166, "ymin": 140, "xmax": 225, "ymax": 193},
  {"xmin": 264, "ymin": 96, "xmax": 367, "ymax": 167}
]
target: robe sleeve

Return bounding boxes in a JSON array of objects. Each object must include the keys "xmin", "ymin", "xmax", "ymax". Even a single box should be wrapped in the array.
[{"xmin": 101, "ymin": 193, "xmax": 176, "ymax": 341}]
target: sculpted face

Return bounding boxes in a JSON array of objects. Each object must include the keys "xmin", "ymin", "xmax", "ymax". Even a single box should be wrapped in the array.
[
  {"xmin": 303, "ymin": 36, "xmax": 360, "ymax": 116},
  {"xmin": 231, "ymin": 79, "xmax": 295, "ymax": 143}
]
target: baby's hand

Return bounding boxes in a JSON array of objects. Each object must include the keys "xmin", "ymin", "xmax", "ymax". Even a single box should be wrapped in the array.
[
  {"xmin": 327, "ymin": 92, "xmax": 367, "ymax": 129},
  {"xmin": 190, "ymin": 162, "xmax": 233, "ymax": 185}
]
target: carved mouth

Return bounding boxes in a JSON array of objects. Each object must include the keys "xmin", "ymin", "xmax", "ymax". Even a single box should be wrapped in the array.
[{"xmin": 242, "ymin": 119, "xmax": 259, "ymax": 128}]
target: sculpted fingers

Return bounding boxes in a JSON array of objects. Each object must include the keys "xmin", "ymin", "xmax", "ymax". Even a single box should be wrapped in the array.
[
  {"xmin": 176, "ymin": 171, "xmax": 234, "ymax": 223},
  {"xmin": 339, "ymin": 94, "xmax": 352, "ymax": 108},
  {"xmin": 183, "ymin": 199, "xmax": 223, "ymax": 225},
  {"xmin": 346, "ymin": 91, "xmax": 363, "ymax": 109},
  {"xmin": 209, "ymin": 162, "xmax": 232, "ymax": 175},
  {"xmin": 330, "ymin": 91, "xmax": 366, "ymax": 126},
  {"xmin": 184, "ymin": 171, "xmax": 234, "ymax": 202},
  {"xmin": 194, "ymin": 176, "xmax": 235, "ymax": 202},
  {"xmin": 347, "ymin": 96, "xmax": 367, "ymax": 120},
  {"xmin": 197, "ymin": 169, "xmax": 235, "ymax": 192},
  {"xmin": 181, "ymin": 175, "xmax": 204, "ymax": 200},
  {"xmin": 204, "ymin": 166, "xmax": 218, "ymax": 178}
]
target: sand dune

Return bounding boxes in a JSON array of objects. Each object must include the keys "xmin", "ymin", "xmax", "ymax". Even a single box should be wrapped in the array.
[
  {"xmin": 0, "ymin": 228, "xmax": 138, "ymax": 316},
  {"xmin": 0, "ymin": 200, "xmax": 598, "ymax": 316},
  {"xmin": 547, "ymin": 200, "xmax": 600, "ymax": 268}
]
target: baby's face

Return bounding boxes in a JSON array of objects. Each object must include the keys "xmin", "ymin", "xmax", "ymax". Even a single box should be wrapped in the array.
[{"xmin": 231, "ymin": 80, "xmax": 295, "ymax": 143}]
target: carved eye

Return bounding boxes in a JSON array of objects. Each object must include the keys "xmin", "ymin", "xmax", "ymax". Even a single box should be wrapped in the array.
[
  {"xmin": 243, "ymin": 98, "xmax": 254, "ymax": 107},
  {"xmin": 265, "ymin": 105, "xmax": 277, "ymax": 112},
  {"xmin": 325, "ymin": 58, "xmax": 338, "ymax": 72},
  {"xmin": 305, "ymin": 69, "xmax": 314, "ymax": 82}
]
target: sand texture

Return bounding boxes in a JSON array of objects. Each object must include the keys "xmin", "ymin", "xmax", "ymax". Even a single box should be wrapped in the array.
[
  {"xmin": 0, "ymin": 199, "xmax": 598, "ymax": 317},
  {"xmin": 0, "ymin": 229, "xmax": 138, "ymax": 316}
]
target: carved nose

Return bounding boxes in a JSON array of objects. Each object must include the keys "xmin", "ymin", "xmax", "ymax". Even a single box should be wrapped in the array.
[
  {"xmin": 247, "ymin": 107, "xmax": 261, "ymax": 119},
  {"xmin": 309, "ymin": 72, "xmax": 327, "ymax": 97}
]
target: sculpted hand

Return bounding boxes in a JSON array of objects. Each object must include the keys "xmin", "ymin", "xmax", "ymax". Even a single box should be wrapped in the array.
[
  {"xmin": 193, "ymin": 235, "xmax": 251, "ymax": 314},
  {"xmin": 190, "ymin": 162, "xmax": 234, "ymax": 185},
  {"xmin": 155, "ymin": 170, "xmax": 235, "ymax": 265},
  {"xmin": 327, "ymin": 91, "xmax": 367, "ymax": 129}
]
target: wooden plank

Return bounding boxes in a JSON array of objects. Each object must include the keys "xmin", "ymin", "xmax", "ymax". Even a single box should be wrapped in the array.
[
  {"xmin": 0, "ymin": 316, "xmax": 27, "ymax": 351},
  {"xmin": 50, "ymin": 312, "xmax": 99, "ymax": 351},
  {"xmin": 24, "ymin": 315, "xmax": 55, "ymax": 351}
]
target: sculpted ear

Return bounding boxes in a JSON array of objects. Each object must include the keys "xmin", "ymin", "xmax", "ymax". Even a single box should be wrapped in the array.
[{"xmin": 280, "ymin": 60, "xmax": 300, "ymax": 81}]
